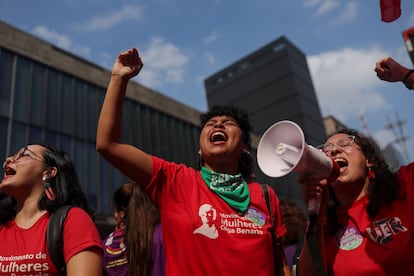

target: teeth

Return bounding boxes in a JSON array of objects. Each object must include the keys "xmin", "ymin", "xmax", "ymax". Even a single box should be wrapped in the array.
[
  {"xmin": 334, "ymin": 158, "xmax": 348, "ymax": 168},
  {"xmin": 211, "ymin": 131, "xmax": 226, "ymax": 142},
  {"xmin": 4, "ymin": 167, "xmax": 15, "ymax": 175}
]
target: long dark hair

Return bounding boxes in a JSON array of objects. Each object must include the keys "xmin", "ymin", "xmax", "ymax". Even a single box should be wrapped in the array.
[
  {"xmin": 125, "ymin": 183, "xmax": 161, "ymax": 276},
  {"xmin": 199, "ymin": 105, "xmax": 254, "ymax": 180},
  {"xmin": 326, "ymin": 129, "xmax": 399, "ymax": 233},
  {"xmin": 112, "ymin": 182, "xmax": 134, "ymax": 226},
  {"xmin": 0, "ymin": 143, "xmax": 92, "ymax": 225}
]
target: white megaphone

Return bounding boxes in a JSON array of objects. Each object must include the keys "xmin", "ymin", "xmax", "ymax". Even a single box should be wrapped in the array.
[{"xmin": 257, "ymin": 120, "xmax": 340, "ymax": 215}]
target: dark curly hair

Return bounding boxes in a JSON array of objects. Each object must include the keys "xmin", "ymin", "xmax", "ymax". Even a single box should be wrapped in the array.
[
  {"xmin": 326, "ymin": 129, "xmax": 399, "ymax": 234},
  {"xmin": 199, "ymin": 105, "xmax": 254, "ymax": 180}
]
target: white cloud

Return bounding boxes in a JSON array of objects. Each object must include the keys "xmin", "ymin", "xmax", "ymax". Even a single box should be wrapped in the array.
[
  {"xmin": 307, "ymin": 47, "xmax": 390, "ymax": 122},
  {"xmin": 80, "ymin": 4, "xmax": 143, "ymax": 32},
  {"xmin": 315, "ymin": 0, "xmax": 339, "ymax": 16},
  {"xmin": 33, "ymin": 25, "xmax": 72, "ymax": 49},
  {"xmin": 329, "ymin": 1, "xmax": 358, "ymax": 26},
  {"xmin": 137, "ymin": 37, "xmax": 190, "ymax": 88},
  {"xmin": 32, "ymin": 25, "xmax": 92, "ymax": 59},
  {"xmin": 307, "ymin": 47, "xmax": 414, "ymax": 155},
  {"xmin": 305, "ymin": 0, "xmax": 357, "ymax": 27},
  {"xmin": 303, "ymin": 0, "xmax": 322, "ymax": 8},
  {"xmin": 373, "ymin": 128, "xmax": 401, "ymax": 152},
  {"xmin": 202, "ymin": 31, "xmax": 219, "ymax": 45},
  {"xmin": 73, "ymin": 45, "xmax": 92, "ymax": 57}
]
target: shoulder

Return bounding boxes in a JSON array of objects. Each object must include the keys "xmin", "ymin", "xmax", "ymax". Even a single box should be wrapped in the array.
[
  {"xmin": 248, "ymin": 182, "xmax": 279, "ymax": 198},
  {"xmin": 62, "ymin": 207, "xmax": 102, "ymax": 260},
  {"xmin": 396, "ymin": 163, "xmax": 414, "ymax": 196},
  {"xmin": 152, "ymin": 156, "xmax": 193, "ymax": 170},
  {"xmin": 66, "ymin": 206, "xmax": 92, "ymax": 217},
  {"xmin": 151, "ymin": 156, "xmax": 197, "ymax": 178},
  {"xmin": 397, "ymin": 162, "xmax": 414, "ymax": 176},
  {"xmin": 63, "ymin": 207, "xmax": 95, "ymax": 228}
]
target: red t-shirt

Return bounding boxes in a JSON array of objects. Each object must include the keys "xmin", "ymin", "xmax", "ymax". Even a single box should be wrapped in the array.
[
  {"xmin": 143, "ymin": 156, "xmax": 286, "ymax": 276},
  {"xmin": 0, "ymin": 207, "xmax": 102, "ymax": 275},
  {"xmin": 324, "ymin": 163, "xmax": 414, "ymax": 275}
]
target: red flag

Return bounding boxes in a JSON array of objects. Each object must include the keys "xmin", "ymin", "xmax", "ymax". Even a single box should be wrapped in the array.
[{"xmin": 380, "ymin": 0, "xmax": 401, "ymax": 22}]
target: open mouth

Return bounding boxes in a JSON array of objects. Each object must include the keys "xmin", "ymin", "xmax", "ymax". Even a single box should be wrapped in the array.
[
  {"xmin": 334, "ymin": 158, "xmax": 348, "ymax": 168},
  {"xmin": 3, "ymin": 166, "xmax": 16, "ymax": 177},
  {"xmin": 210, "ymin": 131, "xmax": 227, "ymax": 143}
]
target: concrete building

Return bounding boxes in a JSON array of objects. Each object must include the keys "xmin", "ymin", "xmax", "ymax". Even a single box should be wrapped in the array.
[
  {"xmin": 323, "ymin": 115, "xmax": 348, "ymax": 137},
  {"xmin": 0, "ymin": 20, "xmax": 203, "ymax": 234},
  {"xmin": 382, "ymin": 143, "xmax": 406, "ymax": 170}
]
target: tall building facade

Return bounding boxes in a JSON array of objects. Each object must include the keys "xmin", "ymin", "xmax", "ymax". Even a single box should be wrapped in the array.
[
  {"xmin": 204, "ymin": 36, "xmax": 326, "ymax": 202},
  {"xmin": 0, "ymin": 21, "xmax": 202, "ymax": 233}
]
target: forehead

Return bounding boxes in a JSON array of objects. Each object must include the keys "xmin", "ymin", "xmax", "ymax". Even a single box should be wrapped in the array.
[
  {"xmin": 26, "ymin": 145, "xmax": 46, "ymax": 155},
  {"xmin": 326, "ymin": 133, "xmax": 349, "ymax": 143}
]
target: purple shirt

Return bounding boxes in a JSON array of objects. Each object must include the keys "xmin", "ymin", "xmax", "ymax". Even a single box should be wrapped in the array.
[
  {"xmin": 151, "ymin": 224, "xmax": 166, "ymax": 276},
  {"xmin": 284, "ymin": 244, "xmax": 298, "ymax": 268},
  {"xmin": 102, "ymin": 224, "xmax": 165, "ymax": 276},
  {"xmin": 102, "ymin": 228, "xmax": 128, "ymax": 276}
]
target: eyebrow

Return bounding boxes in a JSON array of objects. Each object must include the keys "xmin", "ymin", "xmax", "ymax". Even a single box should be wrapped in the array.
[{"xmin": 25, "ymin": 147, "xmax": 44, "ymax": 159}]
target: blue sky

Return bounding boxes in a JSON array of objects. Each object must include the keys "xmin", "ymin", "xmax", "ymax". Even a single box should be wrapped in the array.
[{"xmin": 1, "ymin": 0, "xmax": 414, "ymax": 163}]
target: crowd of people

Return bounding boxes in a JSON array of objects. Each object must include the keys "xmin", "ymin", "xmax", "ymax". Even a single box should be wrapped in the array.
[{"xmin": 1, "ymin": 43, "xmax": 413, "ymax": 275}]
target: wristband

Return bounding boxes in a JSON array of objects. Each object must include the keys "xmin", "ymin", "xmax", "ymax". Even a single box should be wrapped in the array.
[{"xmin": 403, "ymin": 69, "xmax": 414, "ymax": 90}]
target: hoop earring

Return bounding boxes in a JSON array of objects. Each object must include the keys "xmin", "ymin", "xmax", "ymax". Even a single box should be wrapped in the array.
[{"xmin": 43, "ymin": 176, "xmax": 56, "ymax": 201}]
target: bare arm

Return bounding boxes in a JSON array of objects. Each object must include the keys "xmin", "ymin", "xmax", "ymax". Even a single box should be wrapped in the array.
[
  {"xmin": 66, "ymin": 248, "xmax": 102, "ymax": 276},
  {"xmin": 375, "ymin": 56, "xmax": 413, "ymax": 89},
  {"xmin": 96, "ymin": 48, "xmax": 153, "ymax": 184}
]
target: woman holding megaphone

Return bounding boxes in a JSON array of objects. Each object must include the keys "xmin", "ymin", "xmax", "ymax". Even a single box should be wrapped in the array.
[{"xmin": 297, "ymin": 122, "xmax": 414, "ymax": 273}]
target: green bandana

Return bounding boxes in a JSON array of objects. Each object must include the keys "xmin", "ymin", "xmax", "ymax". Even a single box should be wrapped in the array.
[{"xmin": 200, "ymin": 166, "xmax": 250, "ymax": 214}]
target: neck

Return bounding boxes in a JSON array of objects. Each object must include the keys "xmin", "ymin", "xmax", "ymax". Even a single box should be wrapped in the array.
[
  {"xmin": 15, "ymin": 202, "xmax": 47, "ymax": 229},
  {"xmin": 204, "ymin": 163, "xmax": 239, "ymax": 175},
  {"xmin": 333, "ymin": 178, "xmax": 369, "ymax": 207}
]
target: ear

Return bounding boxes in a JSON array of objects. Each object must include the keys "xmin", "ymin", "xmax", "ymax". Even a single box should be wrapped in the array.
[
  {"xmin": 119, "ymin": 210, "xmax": 126, "ymax": 219},
  {"xmin": 366, "ymin": 159, "xmax": 375, "ymax": 168},
  {"xmin": 43, "ymin": 167, "xmax": 58, "ymax": 179}
]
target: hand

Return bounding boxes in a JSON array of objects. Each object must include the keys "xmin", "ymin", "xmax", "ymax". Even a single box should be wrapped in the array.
[
  {"xmin": 112, "ymin": 48, "xmax": 143, "ymax": 80},
  {"xmin": 298, "ymin": 174, "xmax": 327, "ymax": 205},
  {"xmin": 375, "ymin": 56, "xmax": 410, "ymax": 82}
]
